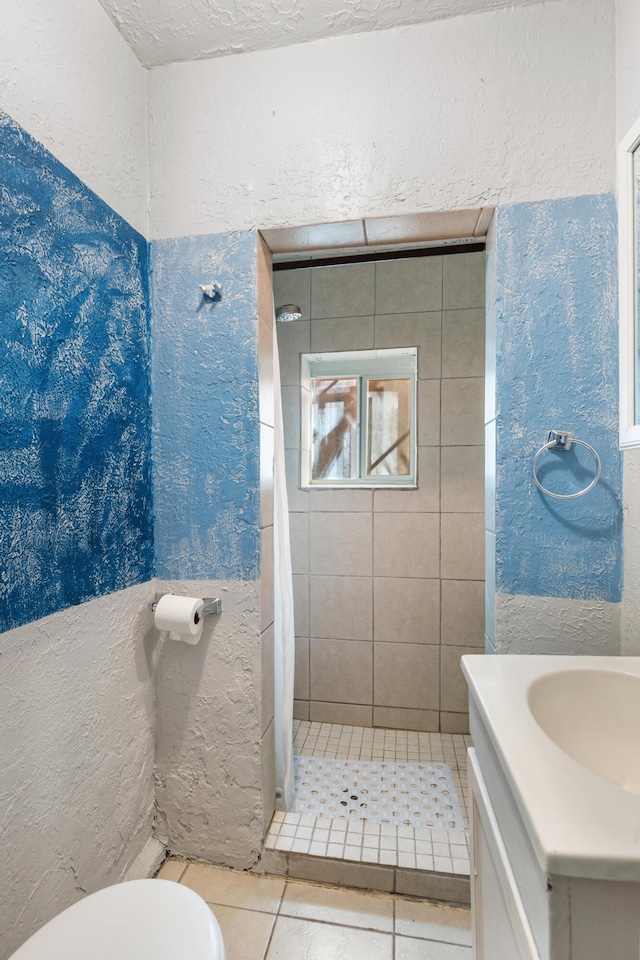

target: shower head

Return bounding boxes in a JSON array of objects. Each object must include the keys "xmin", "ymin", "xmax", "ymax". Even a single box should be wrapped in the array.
[{"xmin": 276, "ymin": 304, "xmax": 302, "ymax": 323}]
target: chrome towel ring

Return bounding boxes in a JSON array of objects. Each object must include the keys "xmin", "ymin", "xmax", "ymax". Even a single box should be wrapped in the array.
[{"xmin": 532, "ymin": 430, "xmax": 602, "ymax": 499}]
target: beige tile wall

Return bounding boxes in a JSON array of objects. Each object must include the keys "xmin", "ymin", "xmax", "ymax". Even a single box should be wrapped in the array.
[{"xmin": 274, "ymin": 252, "xmax": 485, "ymax": 733}]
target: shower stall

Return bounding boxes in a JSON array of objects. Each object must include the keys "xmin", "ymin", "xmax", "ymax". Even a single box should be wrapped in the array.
[{"xmin": 268, "ymin": 248, "xmax": 485, "ymax": 894}]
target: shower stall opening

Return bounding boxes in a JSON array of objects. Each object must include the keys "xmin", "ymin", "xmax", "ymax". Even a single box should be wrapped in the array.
[
  {"xmin": 263, "ymin": 719, "xmax": 471, "ymax": 889},
  {"xmin": 266, "ymin": 237, "xmax": 486, "ymax": 897}
]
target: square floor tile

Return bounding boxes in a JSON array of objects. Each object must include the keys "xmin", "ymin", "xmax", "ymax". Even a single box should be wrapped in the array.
[
  {"xmin": 210, "ymin": 903, "xmax": 276, "ymax": 960},
  {"xmin": 396, "ymin": 935, "xmax": 472, "ymax": 959},
  {"xmin": 281, "ymin": 880, "xmax": 394, "ymax": 931},
  {"xmin": 266, "ymin": 915, "xmax": 393, "ymax": 960},
  {"xmin": 181, "ymin": 863, "xmax": 285, "ymax": 912},
  {"xmin": 395, "ymin": 899, "xmax": 471, "ymax": 945},
  {"xmin": 155, "ymin": 858, "xmax": 188, "ymax": 882}
]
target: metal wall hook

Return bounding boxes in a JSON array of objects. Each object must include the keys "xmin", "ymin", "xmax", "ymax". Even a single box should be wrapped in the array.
[
  {"xmin": 546, "ymin": 429, "xmax": 574, "ymax": 451},
  {"xmin": 200, "ymin": 281, "xmax": 222, "ymax": 302}
]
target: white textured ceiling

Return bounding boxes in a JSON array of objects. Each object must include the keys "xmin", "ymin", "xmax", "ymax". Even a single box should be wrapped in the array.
[{"xmin": 99, "ymin": 0, "xmax": 552, "ymax": 68}]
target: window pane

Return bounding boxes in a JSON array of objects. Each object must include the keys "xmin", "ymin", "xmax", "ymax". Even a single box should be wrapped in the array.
[
  {"xmin": 311, "ymin": 377, "xmax": 359, "ymax": 480},
  {"xmin": 366, "ymin": 378, "xmax": 411, "ymax": 476}
]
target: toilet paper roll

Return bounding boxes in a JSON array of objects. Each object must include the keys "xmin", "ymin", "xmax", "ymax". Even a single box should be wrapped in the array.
[{"xmin": 154, "ymin": 594, "xmax": 204, "ymax": 644}]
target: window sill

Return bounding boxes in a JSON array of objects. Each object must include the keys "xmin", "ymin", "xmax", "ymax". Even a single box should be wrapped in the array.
[{"xmin": 301, "ymin": 484, "xmax": 418, "ymax": 491}]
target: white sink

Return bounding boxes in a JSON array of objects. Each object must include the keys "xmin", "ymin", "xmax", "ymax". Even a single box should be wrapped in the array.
[
  {"xmin": 462, "ymin": 655, "xmax": 640, "ymax": 881},
  {"xmin": 528, "ymin": 669, "xmax": 640, "ymax": 797}
]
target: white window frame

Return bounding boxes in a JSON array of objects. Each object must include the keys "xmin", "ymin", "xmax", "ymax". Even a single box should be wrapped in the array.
[
  {"xmin": 618, "ymin": 111, "xmax": 640, "ymax": 448},
  {"xmin": 301, "ymin": 347, "xmax": 418, "ymax": 488}
]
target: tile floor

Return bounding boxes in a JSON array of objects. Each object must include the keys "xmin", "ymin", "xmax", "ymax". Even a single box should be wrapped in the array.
[
  {"xmin": 156, "ymin": 858, "xmax": 472, "ymax": 960},
  {"xmin": 263, "ymin": 721, "xmax": 472, "ymax": 876},
  {"xmin": 293, "ymin": 722, "xmax": 471, "ymax": 771}
]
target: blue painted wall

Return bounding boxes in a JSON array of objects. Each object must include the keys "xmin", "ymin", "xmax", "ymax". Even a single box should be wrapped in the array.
[
  {"xmin": 150, "ymin": 232, "xmax": 261, "ymax": 581},
  {"xmin": 495, "ymin": 193, "xmax": 622, "ymax": 603},
  {"xmin": 0, "ymin": 114, "xmax": 153, "ymax": 632}
]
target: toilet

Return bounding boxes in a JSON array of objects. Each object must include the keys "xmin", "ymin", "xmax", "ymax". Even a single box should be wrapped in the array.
[{"xmin": 9, "ymin": 879, "xmax": 225, "ymax": 960}]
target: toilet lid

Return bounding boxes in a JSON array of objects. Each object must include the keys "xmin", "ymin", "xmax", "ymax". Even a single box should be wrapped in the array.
[{"xmin": 10, "ymin": 880, "xmax": 225, "ymax": 960}]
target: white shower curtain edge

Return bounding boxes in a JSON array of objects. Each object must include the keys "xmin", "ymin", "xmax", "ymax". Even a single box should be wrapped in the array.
[{"xmin": 272, "ymin": 314, "xmax": 295, "ymax": 812}]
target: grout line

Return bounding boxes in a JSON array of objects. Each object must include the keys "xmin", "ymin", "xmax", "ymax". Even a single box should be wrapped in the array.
[
  {"xmin": 205, "ymin": 900, "xmax": 281, "ymax": 919},
  {"xmin": 261, "ymin": 913, "xmax": 279, "ymax": 960},
  {"xmin": 392, "ymin": 887, "xmax": 397, "ymax": 954},
  {"xmin": 272, "ymin": 909, "xmax": 397, "ymax": 936}
]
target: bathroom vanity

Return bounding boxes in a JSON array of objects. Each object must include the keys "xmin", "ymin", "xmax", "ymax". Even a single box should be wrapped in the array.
[{"xmin": 463, "ymin": 656, "xmax": 640, "ymax": 960}]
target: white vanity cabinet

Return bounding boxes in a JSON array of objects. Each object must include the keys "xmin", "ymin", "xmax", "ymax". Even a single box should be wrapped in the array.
[
  {"xmin": 465, "ymin": 656, "xmax": 640, "ymax": 960},
  {"xmin": 469, "ymin": 748, "xmax": 541, "ymax": 960}
]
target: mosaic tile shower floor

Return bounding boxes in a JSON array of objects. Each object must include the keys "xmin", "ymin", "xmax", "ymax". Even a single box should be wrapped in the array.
[{"xmin": 264, "ymin": 721, "xmax": 472, "ymax": 877}]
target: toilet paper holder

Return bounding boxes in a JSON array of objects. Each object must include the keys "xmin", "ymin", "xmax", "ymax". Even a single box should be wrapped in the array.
[{"xmin": 148, "ymin": 594, "xmax": 222, "ymax": 623}]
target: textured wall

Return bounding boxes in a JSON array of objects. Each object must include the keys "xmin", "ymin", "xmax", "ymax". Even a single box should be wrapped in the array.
[
  {"xmin": 616, "ymin": 0, "xmax": 640, "ymax": 140},
  {"xmin": 147, "ymin": 0, "xmax": 615, "ymax": 239},
  {"xmin": 150, "ymin": 231, "xmax": 266, "ymax": 866},
  {"xmin": 1, "ymin": 582, "xmax": 156, "ymax": 959},
  {"xmin": 495, "ymin": 593, "xmax": 621, "ymax": 655},
  {"xmin": 495, "ymin": 194, "xmax": 622, "ymax": 606},
  {"xmin": 150, "ymin": 231, "xmax": 261, "ymax": 580},
  {"xmin": 0, "ymin": 0, "xmax": 148, "ymax": 235},
  {"xmin": 0, "ymin": 114, "xmax": 156, "ymax": 957},
  {"xmin": 0, "ymin": 114, "xmax": 153, "ymax": 634},
  {"xmin": 99, "ymin": 0, "xmax": 560, "ymax": 67},
  {"xmin": 154, "ymin": 578, "xmax": 264, "ymax": 869}
]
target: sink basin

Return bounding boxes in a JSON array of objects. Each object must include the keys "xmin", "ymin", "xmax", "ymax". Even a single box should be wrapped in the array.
[
  {"xmin": 462, "ymin": 655, "xmax": 640, "ymax": 881},
  {"xmin": 528, "ymin": 669, "xmax": 640, "ymax": 797}
]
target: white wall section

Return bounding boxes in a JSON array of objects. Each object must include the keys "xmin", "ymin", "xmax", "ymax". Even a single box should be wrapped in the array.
[
  {"xmin": 99, "ymin": 0, "xmax": 560, "ymax": 68},
  {"xmin": 1, "ymin": 582, "xmax": 157, "ymax": 959},
  {"xmin": 616, "ymin": 0, "xmax": 640, "ymax": 141},
  {"xmin": 154, "ymin": 580, "xmax": 265, "ymax": 870},
  {"xmin": 147, "ymin": 0, "xmax": 615, "ymax": 239},
  {"xmin": 0, "ymin": 0, "xmax": 148, "ymax": 234},
  {"xmin": 495, "ymin": 593, "xmax": 621, "ymax": 655}
]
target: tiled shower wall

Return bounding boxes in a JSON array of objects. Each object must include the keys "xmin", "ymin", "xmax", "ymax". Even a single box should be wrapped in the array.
[{"xmin": 274, "ymin": 252, "xmax": 485, "ymax": 734}]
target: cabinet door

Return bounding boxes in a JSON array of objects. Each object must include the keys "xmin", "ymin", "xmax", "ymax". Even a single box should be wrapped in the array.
[{"xmin": 469, "ymin": 749, "xmax": 540, "ymax": 960}]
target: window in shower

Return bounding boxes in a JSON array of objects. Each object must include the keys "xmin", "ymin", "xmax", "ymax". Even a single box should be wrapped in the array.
[{"xmin": 301, "ymin": 348, "xmax": 417, "ymax": 487}]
